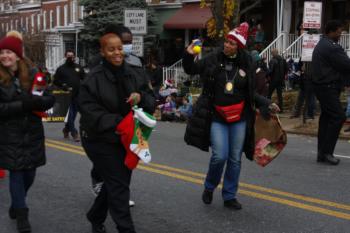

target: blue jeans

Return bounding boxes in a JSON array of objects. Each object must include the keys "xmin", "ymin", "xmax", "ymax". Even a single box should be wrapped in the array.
[
  {"xmin": 9, "ymin": 169, "xmax": 36, "ymax": 208},
  {"xmin": 204, "ymin": 120, "xmax": 247, "ymax": 201},
  {"xmin": 65, "ymin": 98, "xmax": 78, "ymax": 135}
]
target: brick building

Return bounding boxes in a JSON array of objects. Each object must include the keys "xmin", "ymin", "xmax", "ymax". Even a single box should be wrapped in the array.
[{"xmin": 0, "ymin": 0, "xmax": 84, "ymax": 73}]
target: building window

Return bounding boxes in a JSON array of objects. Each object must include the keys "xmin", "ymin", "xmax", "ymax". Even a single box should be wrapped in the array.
[
  {"xmin": 43, "ymin": 11, "xmax": 47, "ymax": 30},
  {"xmin": 26, "ymin": 17, "xmax": 29, "ymax": 33},
  {"xmin": 37, "ymin": 14, "xmax": 41, "ymax": 31},
  {"xmin": 56, "ymin": 6, "xmax": 61, "ymax": 27},
  {"xmin": 64, "ymin": 5, "xmax": 68, "ymax": 26},
  {"xmin": 31, "ymin": 14, "xmax": 34, "ymax": 34},
  {"xmin": 50, "ymin": 10, "xmax": 53, "ymax": 29}
]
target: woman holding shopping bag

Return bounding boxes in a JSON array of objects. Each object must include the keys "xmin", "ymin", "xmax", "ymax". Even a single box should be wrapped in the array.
[{"xmin": 183, "ymin": 23, "xmax": 279, "ymax": 210}]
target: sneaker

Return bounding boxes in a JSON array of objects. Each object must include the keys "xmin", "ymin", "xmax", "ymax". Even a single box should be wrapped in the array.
[
  {"xmin": 129, "ymin": 200, "xmax": 135, "ymax": 207},
  {"xmin": 202, "ymin": 189, "xmax": 213, "ymax": 204},
  {"xmin": 71, "ymin": 133, "xmax": 80, "ymax": 142},
  {"xmin": 224, "ymin": 198, "xmax": 242, "ymax": 210},
  {"xmin": 92, "ymin": 182, "xmax": 103, "ymax": 196}
]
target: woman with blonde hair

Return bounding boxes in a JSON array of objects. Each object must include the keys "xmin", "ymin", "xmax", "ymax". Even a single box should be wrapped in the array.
[{"xmin": 0, "ymin": 31, "xmax": 55, "ymax": 233}]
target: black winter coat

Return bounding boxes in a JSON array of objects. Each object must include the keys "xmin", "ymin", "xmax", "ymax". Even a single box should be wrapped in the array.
[
  {"xmin": 183, "ymin": 49, "xmax": 271, "ymax": 160},
  {"xmin": 312, "ymin": 36, "xmax": 350, "ymax": 86},
  {"xmin": 0, "ymin": 71, "xmax": 55, "ymax": 171},
  {"xmin": 53, "ymin": 61, "xmax": 85, "ymax": 98},
  {"xmin": 79, "ymin": 62, "xmax": 155, "ymax": 144},
  {"xmin": 268, "ymin": 55, "xmax": 288, "ymax": 85}
]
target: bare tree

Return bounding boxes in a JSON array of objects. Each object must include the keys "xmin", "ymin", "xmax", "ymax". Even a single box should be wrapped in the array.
[{"xmin": 23, "ymin": 32, "xmax": 47, "ymax": 67}]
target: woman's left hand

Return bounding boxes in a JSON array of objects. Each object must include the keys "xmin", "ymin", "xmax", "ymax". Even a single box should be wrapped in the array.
[
  {"xmin": 127, "ymin": 92, "xmax": 141, "ymax": 106},
  {"xmin": 269, "ymin": 103, "xmax": 280, "ymax": 113}
]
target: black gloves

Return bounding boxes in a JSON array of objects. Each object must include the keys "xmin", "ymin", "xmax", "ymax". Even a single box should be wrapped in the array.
[{"xmin": 22, "ymin": 96, "xmax": 44, "ymax": 111}]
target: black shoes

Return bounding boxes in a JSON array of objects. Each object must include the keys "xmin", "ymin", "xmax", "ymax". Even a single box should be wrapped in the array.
[
  {"xmin": 202, "ymin": 189, "xmax": 242, "ymax": 210},
  {"xmin": 92, "ymin": 223, "xmax": 107, "ymax": 233},
  {"xmin": 317, "ymin": 153, "xmax": 340, "ymax": 165},
  {"xmin": 202, "ymin": 189, "xmax": 213, "ymax": 204},
  {"xmin": 224, "ymin": 199, "xmax": 242, "ymax": 210}
]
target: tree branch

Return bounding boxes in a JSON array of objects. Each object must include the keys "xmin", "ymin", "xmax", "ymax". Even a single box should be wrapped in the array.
[{"xmin": 240, "ymin": 0, "xmax": 261, "ymax": 15}]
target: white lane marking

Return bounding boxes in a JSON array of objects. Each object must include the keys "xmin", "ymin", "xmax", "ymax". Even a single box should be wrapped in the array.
[{"xmin": 334, "ymin": 154, "xmax": 350, "ymax": 159}]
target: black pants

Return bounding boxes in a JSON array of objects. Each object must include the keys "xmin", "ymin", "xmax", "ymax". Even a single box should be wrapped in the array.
[
  {"xmin": 91, "ymin": 166, "xmax": 103, "ymax": 184},
  {"xmin": 82, "ymin": 138, "xmax": 136, "ymax": 233},
  {"xmin": 293, "ymin": 79, "xmax": 316, "ymax": 118},
  {"xmin": 314, "ymin": 85, "xmax": 346, "ymax": 155},
  {"xmin": 268, "ymin": 83, "xmax": 283, "ymax": 111}
]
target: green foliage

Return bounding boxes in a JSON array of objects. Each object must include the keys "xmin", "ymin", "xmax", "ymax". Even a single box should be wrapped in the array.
[{"xmin": 79, "ymin": 0, "xmax": 158, "ymax": 52}]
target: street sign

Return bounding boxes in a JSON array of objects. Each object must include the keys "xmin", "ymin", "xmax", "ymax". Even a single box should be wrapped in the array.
[
  {"xmin": 132, "ymin": 36, "xmax": 144, "ymax": 57},
  {"xmin": 301, "ymin": 34, "xmax": 320, "ymax": 62},
  {"xmin": 124, "ymin": 9, "xmax": 147, "ymax": 35},
  {"xmin": 303, "ymin": 1, "xmax": 322, "ymax": 29}
]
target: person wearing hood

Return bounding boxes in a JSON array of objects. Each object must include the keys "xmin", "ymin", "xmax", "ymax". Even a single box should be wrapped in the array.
[{"xmin": 54, "ymin": 49, "xmax": 85, "ymax": 142}]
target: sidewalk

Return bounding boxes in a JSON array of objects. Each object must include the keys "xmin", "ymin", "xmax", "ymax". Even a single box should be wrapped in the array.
[{"xmin": 279, "ymin": 113, "xmax": 350, "ymax": 140}]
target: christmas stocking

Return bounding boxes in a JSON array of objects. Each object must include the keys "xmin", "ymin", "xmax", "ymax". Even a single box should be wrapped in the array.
[
  {"xmin": 116, "ymin": 111, "xmax": 140, "ymax": 170},
  {"xmin": 31, "ymin": 72, "xmax": 48, "ymax": 118},
  {"xmin": 130, "ymin": 107, "xmax": 157, "ymax": 163}
]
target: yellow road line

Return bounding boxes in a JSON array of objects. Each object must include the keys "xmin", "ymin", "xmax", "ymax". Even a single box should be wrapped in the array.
[
  {"xmin": 45, "ymin": 139, "xmax": 350, "ymax": 216},
  {"xmin": 46, "ymin": 139, "xmax": 84, "ymax": 150},
  {"xmin": 45, "ymin": 142, "xmax": 85, "ymax": 156},
  {"xmin": 139, "ymin": 165, "xmax": 350, "ymax": 221}
]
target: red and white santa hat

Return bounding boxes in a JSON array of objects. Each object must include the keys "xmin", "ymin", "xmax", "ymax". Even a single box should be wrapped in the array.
[{"xmin": 226, "ymin": 22, "xmax": 249, "ymax": 49}]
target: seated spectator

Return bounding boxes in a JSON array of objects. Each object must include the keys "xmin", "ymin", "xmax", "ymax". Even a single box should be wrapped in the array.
[
  {"xmin": 159, "ymin": 79, "xmax": 178, "ymax": 98},
  {"xmin": 175, "ymin": 97, "xmax": 193, "ymax": 121},
  {"xmin": 158, "ymin": 95, "xmax": 176, "ymax": 121}
]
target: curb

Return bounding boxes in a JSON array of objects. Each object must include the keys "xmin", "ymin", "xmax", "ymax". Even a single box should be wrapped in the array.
[{"xmin": 285, "ymin": 129, "xmax": 350, "ymax": 140}]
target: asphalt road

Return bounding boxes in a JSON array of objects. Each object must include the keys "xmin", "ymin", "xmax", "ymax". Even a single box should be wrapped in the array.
[{"xmin": 1, "ymin": 121, "xmax": 350, "ymax": 233}]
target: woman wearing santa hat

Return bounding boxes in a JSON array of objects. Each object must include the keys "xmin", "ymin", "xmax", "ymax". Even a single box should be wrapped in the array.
[
  {"xmin": 0, "ymin": 31, "xmax": 55, "ymax": 233},
  {"xmin": 183, "ymin": 23, "xmax": 280, "ymax": 210}
]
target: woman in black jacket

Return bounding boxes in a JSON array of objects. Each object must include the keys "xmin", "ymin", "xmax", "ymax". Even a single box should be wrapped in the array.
[
  {"xmin": 79, "ymin": 33, "xmax": 155, "ymax": 233},
  {"xmin": 0, "ymin": 31, "xmax": 55, "ymax": 233},
  {"xmin": 183, "ymin": 23, "xmax": 279, "ymax": 210}
]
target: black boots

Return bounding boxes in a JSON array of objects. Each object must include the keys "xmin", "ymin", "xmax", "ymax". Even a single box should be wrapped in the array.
[
  {"xmin": 15, "ymin": 208, "xmax": 31, "ymax": 233},
  {"xmin": 224, "ymin": 199, "xmax": 242, "ymax": 210},
  {"xmin": 202, "ymin": 189, "xmax": 213, "ymax": 204},
  {"xmin": 9, "ymin": 207, "xmax": 16, "ymax": 219}
]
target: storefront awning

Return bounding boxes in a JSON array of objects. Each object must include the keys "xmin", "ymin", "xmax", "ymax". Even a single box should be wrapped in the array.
[{"xmin": 163, "ymin": 4, "xmax": 212, "ymax": 29}]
